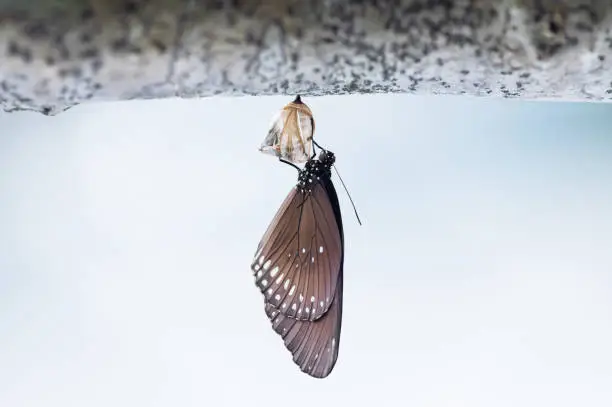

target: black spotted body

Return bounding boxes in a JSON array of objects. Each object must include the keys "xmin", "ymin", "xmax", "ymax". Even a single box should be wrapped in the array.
[{"xmin": 297, "ymin": 150, "xmax": 335, "ymax": 192}]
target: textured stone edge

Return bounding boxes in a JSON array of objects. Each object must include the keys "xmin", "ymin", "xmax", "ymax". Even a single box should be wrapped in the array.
[{"xmin": 1, "ymin": 0, "xmax": 612, "ymax": 115}]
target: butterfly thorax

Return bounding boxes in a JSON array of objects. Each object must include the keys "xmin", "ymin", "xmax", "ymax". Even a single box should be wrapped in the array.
[{"xmin": 297, "ymin": 151, "xmax": 335, "ymax": 193}]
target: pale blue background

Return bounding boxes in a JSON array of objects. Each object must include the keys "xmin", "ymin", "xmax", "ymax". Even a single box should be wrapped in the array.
[{"xmin": 1, "ymin": 94, "xmax": 612, "ymax": 406}]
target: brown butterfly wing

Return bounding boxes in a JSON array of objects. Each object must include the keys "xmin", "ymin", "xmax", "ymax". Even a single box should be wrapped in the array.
[
  {"xmin": 264, "ymin": 270, "xmax": 342, "ymax": 379},
  {"xmin": 251, "ymin": 182, "xmax": 342, "ymax": 321},
  {"xmin": 252, "ymin": 158, "xmax": 345, "ymax": 378}
]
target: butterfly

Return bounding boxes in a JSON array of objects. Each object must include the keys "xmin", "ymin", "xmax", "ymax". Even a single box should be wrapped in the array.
[
  {"xmin": 259, "ymin": 95, "xmax": 315, "ymax": 165},
  {"xmin": 251, "ymin": 146, "xmax": 345, "ymax": 378}
]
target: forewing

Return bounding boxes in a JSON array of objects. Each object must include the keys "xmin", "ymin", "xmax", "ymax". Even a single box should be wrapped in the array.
[
  {"xmin": 264, "ymin": 271, "xmax": 343, "ymax": 379},
  {"xmin": 251, "ymin": 182, "xmax": 342, "ymax": 321}
]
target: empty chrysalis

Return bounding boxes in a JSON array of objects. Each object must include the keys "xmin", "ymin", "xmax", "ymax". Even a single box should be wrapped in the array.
[{"xmin": 259, "ymin": 95, "xmax": 314, "ymax": 165}]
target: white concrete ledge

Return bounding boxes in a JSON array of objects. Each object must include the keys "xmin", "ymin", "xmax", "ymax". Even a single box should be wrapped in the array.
[{"xmin": 1, "ymin": 0, "xmax": 611, "ymax": 115}]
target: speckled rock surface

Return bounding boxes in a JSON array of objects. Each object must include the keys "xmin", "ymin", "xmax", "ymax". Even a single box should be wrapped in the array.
[{"xmin": 1, "ymin": 0, "xmax": 612, "ymax": 115}]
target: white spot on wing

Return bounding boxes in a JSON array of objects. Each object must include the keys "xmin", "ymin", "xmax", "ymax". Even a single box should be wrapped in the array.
[
  {"xmin": 319, "ymin": 246, "xmax": 324, "ymax": 253},
  {"xmin": 289, "ymin": 285, "xmax": 296, "ymax": 296},
  {"xmin": 284, "ymin": 279, "xmax": 290, "ymax": 290},
  {"xmin": 259, "ymin": 255, "xmax": 265, "ymax": 265},
  {"xmin": 270, "ymin": 266, "xmax": 279, "ymax": 277},
  {"xmin": 261, "ymin": 279, "xmax": 268, "ymax": 287},
  {"xmin": 275, "ymin": 272, "xmax": 284, "ymax": 285}
]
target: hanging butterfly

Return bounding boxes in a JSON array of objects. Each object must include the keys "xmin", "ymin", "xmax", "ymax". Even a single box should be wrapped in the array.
[
  {"xmin": 259, "ymin": 95, "xmax": 315, "ymax": 165},
  {"xmin": 251, "ymin": 144, "xmax": 348, "ymax": 378}
]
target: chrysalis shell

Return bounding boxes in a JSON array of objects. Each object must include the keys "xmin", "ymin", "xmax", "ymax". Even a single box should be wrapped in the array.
[{"xmin": 260, "ymin": 95, "xmax": 314, "ymax": 164}]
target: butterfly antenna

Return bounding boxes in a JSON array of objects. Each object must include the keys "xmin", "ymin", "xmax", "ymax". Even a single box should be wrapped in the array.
[
  {"xmin": 333, "ymin": 164, "xmax": 362, "ymax": 226},
  {"xmin": 312, "ymin": 139, "xmax": 362, "ymax": 225}
]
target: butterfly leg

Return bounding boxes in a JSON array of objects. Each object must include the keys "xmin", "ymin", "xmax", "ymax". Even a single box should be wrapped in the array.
[
  {"xmin": 311, "ymin": 137, "xmax": 318, "ymax": 159},
  {"xmin": 279, "ymin": 158, "xmax": 301, "ymax": 172},
  {"xmin": 313, "ymin": 139, "xmax": 327, "ymax": 152}
]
